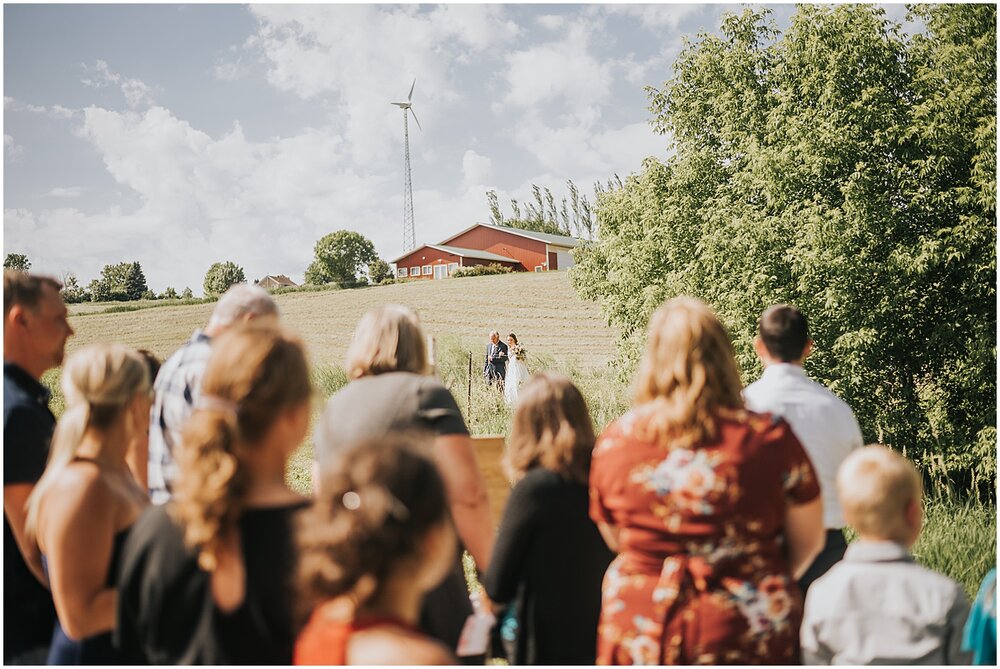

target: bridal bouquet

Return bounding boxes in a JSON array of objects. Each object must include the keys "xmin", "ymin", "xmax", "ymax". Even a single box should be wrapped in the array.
[{"xmin": 510, "ymin": 344, "xmax": 527, "ymax": 361}]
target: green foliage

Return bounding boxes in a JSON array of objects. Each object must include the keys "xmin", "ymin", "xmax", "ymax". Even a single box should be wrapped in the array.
[
  {"xmin": 487, "ymin": 181, "xmax": 599, "ymax": 238},
  {"xmin": 450, "ymin": 263, "xmax": 514, "ymax": 278},
  {"xmin": 181, "ymin": 287, "xmax": 193, "ymax": 299},
  {"xmin": 140, "ymin": 290, "xmax": 156, "ymax": 301},
  {"xmin": 88, "ymin": 261, "xmax": 148, "ymax": 302},
  {"xmin": 4, "ymin": 253, "xmax": 30, "ymax": 272},
  {"xmin": 573, "ymin": 4, "xmax": 997, "ymax": 489},
  {"xmin": 367, "ymin": 258, "xmax": 393, "ymax": 284},
  {"xmin": 305, "ymin": 230, "xmax": 378, "ymax": 284},
  {"xmin": 160, "ymin": 287, "xmax": 178, "ymax": 300},
  {"xmin": 59, "ymin": 274, "xmax": 89, "ymax": 304},
  {"xmin": 203, "ymin": 261, "xmax": 246, "ymax": 296}
]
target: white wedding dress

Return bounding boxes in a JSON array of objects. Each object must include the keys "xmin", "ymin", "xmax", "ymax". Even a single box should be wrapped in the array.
[{"xmin": 504, "ymin": 355, "xmax": 530, "ymax": 405}]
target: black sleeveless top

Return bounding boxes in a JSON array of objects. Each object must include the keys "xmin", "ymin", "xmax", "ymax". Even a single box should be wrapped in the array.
[{"xmin": 43, "ymin": 527, "xmax": 132, "ymax": 665}]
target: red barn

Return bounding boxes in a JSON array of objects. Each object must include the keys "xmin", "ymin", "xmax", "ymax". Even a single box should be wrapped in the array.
[{"xmin": 392, "ymin": 223, "xmax": 579, "ymax": 280}]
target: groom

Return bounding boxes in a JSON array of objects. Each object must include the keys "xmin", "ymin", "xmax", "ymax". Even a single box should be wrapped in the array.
[{"xmin": 483, "ymin": 330, "xmax": 508, "ymax": 390}]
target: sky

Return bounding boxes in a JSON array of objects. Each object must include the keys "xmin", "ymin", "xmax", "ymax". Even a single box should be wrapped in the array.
[{"xmin": 3, "ymin": 2, "xmax": 914, "ymax": 294}]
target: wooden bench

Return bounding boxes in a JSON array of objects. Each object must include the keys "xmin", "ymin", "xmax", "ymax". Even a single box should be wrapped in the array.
[{"xmin": 472, "ymin": 434, "xmax": 511, "ymax": 527}]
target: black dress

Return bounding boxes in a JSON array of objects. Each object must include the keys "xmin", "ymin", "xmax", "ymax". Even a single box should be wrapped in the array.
[
  {"xmin": 43, "ymin": 528, "xmax": 132, "ymax": 665},
  {"xmin": 483, "ymin": 468, "xmax": 614, "ymax": 665},
  {"xmin": 115, "ymin": 502, "xmax": 306, "ymax": 665}
]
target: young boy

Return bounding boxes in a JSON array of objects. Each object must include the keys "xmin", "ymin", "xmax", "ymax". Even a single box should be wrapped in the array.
[{"xmin": 801, "ymin": 445, "xmax": 973, "ymax": 665}]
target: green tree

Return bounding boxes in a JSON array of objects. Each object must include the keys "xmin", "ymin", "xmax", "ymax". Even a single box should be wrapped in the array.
[
  {"xmin": 161, "ymin": 287, "xmax": 178, "ymax": 300},
  {"xmin": 304, "ymin": 230, "xmax": 378, "ymax": 284},
  {"xmin": 203, "ymin": 261, "xmax": 246, "ymax": 296},
  {"xmin": 89, "ymin": 261, "xmax": 148, "ymax": 301},
  {"xmin": 573, "ymin": 4, "xmax": 996, "ymax": 488},
  {"xmin": 60, "ymin": 273, "xmax": 89, "ymax": 304},
  {"xmin": 181, "ymin": 287, "xmax": 193, "ymax": 299},
  {"xmin": 4, "ymin": 253, "xmax": 30, "ymax": 272},
  {"xmin": 367, "ymin": 258, "xmax": 393, "ymax": 284}
]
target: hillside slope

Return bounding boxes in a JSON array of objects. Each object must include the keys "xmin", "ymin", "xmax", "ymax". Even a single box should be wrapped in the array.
[{"xmin": 66, "ymin": 271, "xmax": 619, "ymax": 369}]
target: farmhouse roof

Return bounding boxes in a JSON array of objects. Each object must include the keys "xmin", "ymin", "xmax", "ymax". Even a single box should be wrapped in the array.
[
  {"xmin": 438, "ymin": 222, "xmax": 580, "ymax": 248},
  {"xmin": 257, "ymin": 274, "xmax": 298, "ymax": 287},
  {"xmin": 391, "ymin": 244, "xmax": 517, "ymax": 264}
]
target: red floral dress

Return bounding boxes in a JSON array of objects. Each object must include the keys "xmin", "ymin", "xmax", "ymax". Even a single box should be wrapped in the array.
[{"xmin": 589, "ymin": 407, "xmax": 820, "ymax": 665}]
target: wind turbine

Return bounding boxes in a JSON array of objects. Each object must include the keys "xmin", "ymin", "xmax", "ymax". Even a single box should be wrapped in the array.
[{"xmin": 391, "ymin": 79, "xmax": 422, "ymax": 253}]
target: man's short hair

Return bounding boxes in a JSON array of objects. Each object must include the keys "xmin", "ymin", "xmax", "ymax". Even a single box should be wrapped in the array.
[
  {"xmin": 837, "ymin": 445, "xmax": 922, "ymax": 542},
  {"xmin": 758, "ymin": 304, "xmax": 809, "ymax": 362},
  {"xmin": 489, "ymin": 330, "xmax": 499, "ymax": 338},
  {"xmin": 207, "ymin": 284, "xmax": 278, "ymax": 329},
  {"xmin": 4, "ymin": 270, "xmax": 62, "ymax": 318}
]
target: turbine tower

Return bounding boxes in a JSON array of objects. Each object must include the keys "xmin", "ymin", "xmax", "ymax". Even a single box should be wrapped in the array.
[{"xmin": 391, "ymin": 79, "xmax": 422, "ymax": 253}]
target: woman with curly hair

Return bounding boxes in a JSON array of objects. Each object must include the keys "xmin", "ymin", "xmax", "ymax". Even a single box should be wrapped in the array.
[
  {"xmin": 295, "ymin": 435, "xmax": 457, "ymax": 665},
  {"xmin": 115, "ymin": 325, "xmax": 312, "ymax": 664},
  {"xmin": 589, "ymin": 297, "xmax": 824, "ymax": 664}
]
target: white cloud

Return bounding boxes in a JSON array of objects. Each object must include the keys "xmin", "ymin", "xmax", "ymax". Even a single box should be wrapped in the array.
[
  {"xmin": 601, "ymin": 4, "xmax": 708, "ymax": 31},
  {"xmin": 537, "ymin": 15, "xmax": 565, "ymax": 30},
  {"xmin": 2, "ymin": 104, "xmax": 416, "ymax": 292},
  {"xmin": 501, "ymin": 19, "xmax": 613, "ymax": 109},
  {"xmin": 80, "ymin": 59, "xmax": 120, "ymax": 88},
  {"xmin": 4, "ymin": 134, "xmax": 25, "ymax": 161},
  {"xmin": 47, "ymin": 187, "xmax": 85, "ymax": 198},
  {"xmin": 4, "ymin": 98, "xmax": 77, "ymax": 119},
  {"xmin": 461, "ymin": 150, "xmax": 493, "ymax": 188},
  {"xmin": 80, "ymin": 60, "xmax": 155, "ymax": 110},
  {"xmin": 246, "ymin": 4, "xmax": 520, "ymax": 163}
]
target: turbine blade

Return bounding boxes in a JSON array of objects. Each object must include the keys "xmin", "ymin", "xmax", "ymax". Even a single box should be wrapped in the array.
[
  {"xmin": 409, "ymin": 107, "xmax": 422, "ymax": 131},
  {"xmin": 408, "ymin": 78, "xmax": 416, "ymax": 102}
]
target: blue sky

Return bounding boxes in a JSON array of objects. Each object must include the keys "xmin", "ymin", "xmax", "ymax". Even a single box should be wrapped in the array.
[{"xmin": 4, "ymin": 3, "xmax": 912, "ymax": 293}]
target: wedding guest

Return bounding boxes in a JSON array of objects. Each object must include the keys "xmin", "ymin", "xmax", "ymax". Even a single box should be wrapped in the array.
[
  {"xmin": 116, "ymin": 325, "xmax": 311, "ymax": 664},
  {"xmin": 963, "ymin": 569, "xmax": 997, "ymax": 665},
  {"xmin": 295, "ymin": 436, "xmax": 457, "ymax": 665},
  {"xmin": 314, "ymin": 305, "xmax": 494, "ymax": 660},
  {"xmin": 743, "ymin": 305, "xmax": 864, "ymax": 594},
  {"xmin": 25, "ymin": 344, "xmax": 151, "ymax": 664},
  {"xmin": 589, "ymin": 296, "xmax": 824, "ymax": 664},
  {"xmin": 483, "ymin": 373, "xmax": 613, "ymax": 665},
  {"xmin": 148, "ymin": 284, "xmax": 278, "ymax": 504},
  {"xmin": 801, "ymin": 445, "xmax": 972, "ymax": 665},
  {"xmin": 125, "ymin": 349, "xmax": 160, "ymax": 491},
  {"xmin": 4, "ymin": 271, "xmax": 72, "ymax": 663}
]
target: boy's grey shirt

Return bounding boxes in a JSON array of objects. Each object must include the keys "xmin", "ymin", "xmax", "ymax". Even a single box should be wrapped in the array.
[{"xmin": 801, "ymin": 540, "xmax": 973, "ymax": 665}]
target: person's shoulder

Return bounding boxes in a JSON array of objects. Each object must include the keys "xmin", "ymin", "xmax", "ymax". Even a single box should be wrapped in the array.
[{"xmin": 351, "ymin": 627, "xmax": 456, "ymax": 665}]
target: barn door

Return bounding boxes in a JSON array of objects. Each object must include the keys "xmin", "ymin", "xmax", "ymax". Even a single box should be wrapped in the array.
[{"xmin": 433, "ymin": 265, "xmax": 448, "ymax": 280}]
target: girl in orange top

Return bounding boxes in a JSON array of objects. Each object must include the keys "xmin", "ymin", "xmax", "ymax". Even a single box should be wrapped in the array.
[{"xmin": 294, "ymin": 436, "xmax": 458, "ymax": 665}]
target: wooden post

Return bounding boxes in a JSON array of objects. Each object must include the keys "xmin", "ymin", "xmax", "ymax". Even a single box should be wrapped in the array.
[{"xmin": 467, "ymin": 351, "xmax": 472, "ymax": 412}]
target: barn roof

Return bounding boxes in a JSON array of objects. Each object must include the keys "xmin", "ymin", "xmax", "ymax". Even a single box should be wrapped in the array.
[
  {"xmin": 438, "ymin": 222, "xmax": 580, "ymax": 248},
  {"xmin": 391, "ymin": 244, "xmax": 517, "ymax": 264},
  {"xmin": 257, "ymin": 274, "xmax": 298, "ymax": 287}
]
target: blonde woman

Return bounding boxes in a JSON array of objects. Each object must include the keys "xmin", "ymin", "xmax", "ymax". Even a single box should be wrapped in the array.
[
  {"xmin": 314, "ymin": 305, "xmax": 494, "ymax": 660},
  {"xmin": 115, "ymin": 325, "xmax": 312, "ymax": 664},
  {"xmin": 25, "ymin": 344, "xmax": 151, "ymax": 664},
  {"xmin": 484, "ymin": 373, "xmax": 613, "ymax": 665},
  {"xmin": 589, "ymin": 297, "xmax": 825, "ymax": 664}
]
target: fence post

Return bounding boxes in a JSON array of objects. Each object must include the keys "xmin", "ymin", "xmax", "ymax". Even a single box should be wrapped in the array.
[{"xmin": 467, "ymin": 351, "xmax": 472, "ymax": 413}]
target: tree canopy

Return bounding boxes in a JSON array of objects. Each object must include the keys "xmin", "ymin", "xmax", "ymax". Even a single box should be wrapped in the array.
[
  {"xmin": 89, "ymin": 261, "xmax": 149, "ymax": 302},
  {"xmin": 204, "ymin": 261, "xmax": 246, "ymax": 296},
  {"xmin": 4, "ymin": 253, "xmax": 30, "ymax": 272},
  {"xmin": 572, "ymin": 4, "xmax": 996, "ymax": 489},
  {"xmin": 305, "ymin": 230, "xmax": 378, "ymax": 284}
]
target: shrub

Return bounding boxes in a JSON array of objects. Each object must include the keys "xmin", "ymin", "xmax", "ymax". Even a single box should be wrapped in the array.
[
  {"xmin": 204, "ymin": 261, "xmax": 246, "ymax": 296},
  {"xmin": 451, "ymin": 263, "xmax": 514, "ymax": 278}
]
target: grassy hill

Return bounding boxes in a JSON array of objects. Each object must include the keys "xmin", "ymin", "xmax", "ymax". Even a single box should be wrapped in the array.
[{"xmin": 66, "ymin": 271, "xmax": 619, "ymax": 369}]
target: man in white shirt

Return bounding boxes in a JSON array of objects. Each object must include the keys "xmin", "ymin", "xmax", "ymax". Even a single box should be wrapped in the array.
[{"xmin": 743, "ymin": 304, "xmax": 864, "ymax": 595}]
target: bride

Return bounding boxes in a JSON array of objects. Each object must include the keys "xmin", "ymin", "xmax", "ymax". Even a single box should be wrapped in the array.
[{"xmin": 504, "ymin": 333, "xmax": 529, "ymax": 405}]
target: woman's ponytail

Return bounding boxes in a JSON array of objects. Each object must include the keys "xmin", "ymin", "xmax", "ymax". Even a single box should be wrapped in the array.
[{"xmin": 172, "ymin": 406, "xmax": 245, "ymax": 571}]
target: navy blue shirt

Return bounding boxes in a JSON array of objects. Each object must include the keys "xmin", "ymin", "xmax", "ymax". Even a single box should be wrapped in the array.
[{"xmin": 3, "ymin": 362, "xmax": 58, "ymax": 659}]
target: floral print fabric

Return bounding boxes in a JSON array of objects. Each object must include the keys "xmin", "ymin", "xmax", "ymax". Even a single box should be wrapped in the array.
[{"xmin": 589, "ymin": 407, "xmax": 820, "ymax": 665}]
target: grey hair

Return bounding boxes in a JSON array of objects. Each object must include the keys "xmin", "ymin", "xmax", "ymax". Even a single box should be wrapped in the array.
[
  {"xmin": 207, "ymin": 284, "xmax": 278, "ymax": 329},
  {"xmin": 489, "ymin": 330, "xmax": 499, "ymax": 338}
]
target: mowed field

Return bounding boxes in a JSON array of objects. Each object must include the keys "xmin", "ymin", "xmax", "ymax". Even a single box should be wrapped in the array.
[{"xmin": 65, "ymin": 271, "xmax": 618, "ymax": 369}]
